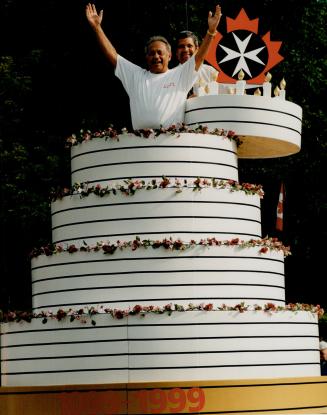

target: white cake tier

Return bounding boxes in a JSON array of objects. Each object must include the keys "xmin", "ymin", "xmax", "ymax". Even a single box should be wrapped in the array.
[
  {"xmin": 71, "ymin": 133, "xmax": 238, "ymax": 186},
  {"xmin": 51, "ymin": 187, "xmax": 262, "ymax": 245},
  {"xmin": 31, "ymin": 245, "xmax": 285, "ymax": 312},
  {"xmin": 184, "ymin": 95, "xmax": 302, "ymax": 158},
  {"xmin": 1, "ymin": 310, "xmax": 320, "ymax": 386}
]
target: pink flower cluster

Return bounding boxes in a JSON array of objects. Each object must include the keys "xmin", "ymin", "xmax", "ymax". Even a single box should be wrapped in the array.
[
  {"xmin": 50, "ymin": 177, "xmax": 264, "ymax": 201},
  {"xmin": 30, "ymin": 236, "xmax": 291, "ymax": 259},
  {"xmin": 66, "ymin": 123, "xmax": 240, "ymax": 147},
  {"xmin": 1, "ymin": 303, "xmax": 324, "ymax": 325}
]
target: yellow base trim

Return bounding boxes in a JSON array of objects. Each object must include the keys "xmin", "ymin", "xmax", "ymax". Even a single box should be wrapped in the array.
[{"xmin": 1, "ymin": 376, "xmax": 327, "ymax": 414}]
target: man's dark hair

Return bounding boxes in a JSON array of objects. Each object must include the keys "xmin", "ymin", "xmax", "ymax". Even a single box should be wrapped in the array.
[
  {"xmin": 177, "ymin": 31, "xmax": 199, "ymax": 48},
  {"xmin": 145, "ymin": 36, "xmax": 171, "ymax": 54}
]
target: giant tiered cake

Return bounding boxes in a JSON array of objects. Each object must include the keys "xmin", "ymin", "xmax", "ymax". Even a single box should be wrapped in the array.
[{"xmin": 1, "ymin": 73, "xmax": 327, "ymax": 415}]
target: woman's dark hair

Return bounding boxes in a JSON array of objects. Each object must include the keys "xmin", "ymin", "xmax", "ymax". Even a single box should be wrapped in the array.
[{"xmin": 177, "ymin": 31, "xmax": 199, "ymax": 48}]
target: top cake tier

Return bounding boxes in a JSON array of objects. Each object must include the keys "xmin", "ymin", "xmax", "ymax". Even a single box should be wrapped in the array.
[
  {"xmin": 71, "ymin": 132, "xmax": 239, "ymax": 187},
  {"xmin": 185, "ymin": 95, "xmax": 302, "ymax": 158}
]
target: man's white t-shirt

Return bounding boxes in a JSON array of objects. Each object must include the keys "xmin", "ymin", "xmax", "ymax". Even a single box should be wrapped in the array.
[{"xmin": 115, "ymin": 54, "xmax": 197, "ymax": 130}]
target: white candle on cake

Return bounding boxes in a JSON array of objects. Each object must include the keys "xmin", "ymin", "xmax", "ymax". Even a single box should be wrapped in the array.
[
  {"xmin": 236, "ymin": 69, "xmax": 246, "ymax": 95},
  {"xmin": 279, "ymin": 78, "xmax": 286, "ymax": 99},
  {"xmin": 206, "ymin": 71, "xmax": 219, "ymax": 95},
  {"xmin": 263, "ymin": 72, "xmax": 272, "ymax": 97},
  {"xmin": 274, "ymin": 85, "xmax": 281, "ymax": 97},
  {"xmin": 193, "ymin": 78, "xmax": 206, "ymax": 96}
]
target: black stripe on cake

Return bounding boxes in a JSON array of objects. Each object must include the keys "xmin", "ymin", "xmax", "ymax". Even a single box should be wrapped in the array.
[
  {"xmin": 71, "ymin": 144, "xmax": 237, "ymax": 161},
  {"xmin": 184, "ymin": 105, "xmax": 302, "ymax": 122},
  {"xmin": 185, "ymin": 119, "xmax": 301, "ymax": 135},
  {"xmin": 1, "ymin": 333, "xmax": 319, "ymax": 346},
  {"xmin": 0, "ymin": 348, "xmax": 319, "ymax": 362},
  {"xmin": 32, "ymin": 255, "xmax": 284, "ymax": 271},
  {"xmin": 32, "ymin": 282, "xmax": 285, "ymax": 297},
  {"xmin": 2, "ymin": 363, "xmax": 320, "ymax": 376},
  {"xmin": 3, "ymin": 321, "xmax": 317, "ymax": 336},
  {"xmin": 32, "ymin": 269, "xmax": 285, "ymax": 284},
  {"xmin": 52, "ymin": 232, "xmax": 263, "ymax": 244},
  {"xmin": 51, "ymin": 215, "xmax": 261, "ymax": 231},
  {"xmin": 33, "ymin": 297, "xmax": 287, "ymax": 309},
  {"xmin": 71, "ymin": 160, "xmax": 239, "ymax": 175},
  {"xmin": 72, "ymin": 175, "xmax": 236, "ymax": 184},
  {"xmin": 51, "ymin": 200, "xmax": 261, "ymax": 217}
]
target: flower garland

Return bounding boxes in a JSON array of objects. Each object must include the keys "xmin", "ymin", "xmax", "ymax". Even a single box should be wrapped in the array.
[
  {"xmin": 1, "ymin": 302, "xmax": 324, "ymax": 326},
  {"xmin": 50, "ymin": 178, "xmax": 264, "ymax": 202},
  {"xmin": 30, "ymin": 236, "xmax": 291, "ymax": 259},
  {"xmin": 65, "ymin": 123, "xmax": 242, "ymax": 147}
]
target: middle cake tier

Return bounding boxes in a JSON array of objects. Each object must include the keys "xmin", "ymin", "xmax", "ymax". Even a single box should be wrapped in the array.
[
  {"xmin": 31, "ymin": 244, "xmax": 286, "ymax": 312},
  {"xmin": 51, "ymin": 185, "xmax": 262, "ymax": 245}
]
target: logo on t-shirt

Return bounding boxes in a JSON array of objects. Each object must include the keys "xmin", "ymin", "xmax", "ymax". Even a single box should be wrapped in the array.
[{"xmin": 163, "ymin": 82, "xmax": 176, "ymax": 89}]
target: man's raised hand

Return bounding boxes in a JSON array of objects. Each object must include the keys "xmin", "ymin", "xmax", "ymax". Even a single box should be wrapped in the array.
[
  {"xmin": 208, "ymin": 5, "xmax": 222, "ymax": 34},
  {"xmin": 86, "ymin": 3, "xmax": 103, "ymax": 29}
]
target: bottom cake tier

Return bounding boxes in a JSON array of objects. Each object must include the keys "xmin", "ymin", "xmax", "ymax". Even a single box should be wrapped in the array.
[{"xmin": 0, "ymin": 309, "xmax": 320, "ymax": 386}]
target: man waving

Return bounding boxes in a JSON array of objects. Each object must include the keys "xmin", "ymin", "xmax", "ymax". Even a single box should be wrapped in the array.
[{"xmin": 85, "ymin": 3, "xmax": 222, "ymax": 129}]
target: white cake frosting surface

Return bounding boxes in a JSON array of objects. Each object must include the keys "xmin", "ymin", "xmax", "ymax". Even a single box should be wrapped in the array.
[
  {"xmin": 185, "ymin": 95, "xmax": 302, "ymax": 158},
  {"xmin": 0, "ymin": 126, "xmax": 321, "ymax": 387}
]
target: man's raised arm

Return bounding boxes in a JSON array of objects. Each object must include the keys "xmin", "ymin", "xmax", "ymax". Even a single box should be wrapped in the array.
[
  {"xmin": 85, "ymin": 3, "xmax": 118, "ymax": 67},
  {"xmin": 195, "ymin": 4, "xmax": 222, "ymax": 71}
]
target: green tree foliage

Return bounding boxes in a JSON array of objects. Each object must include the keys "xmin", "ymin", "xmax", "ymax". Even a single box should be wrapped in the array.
[{"xmin": 0, "ymin": 53, "xmax": 69, "ymax": 309}]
